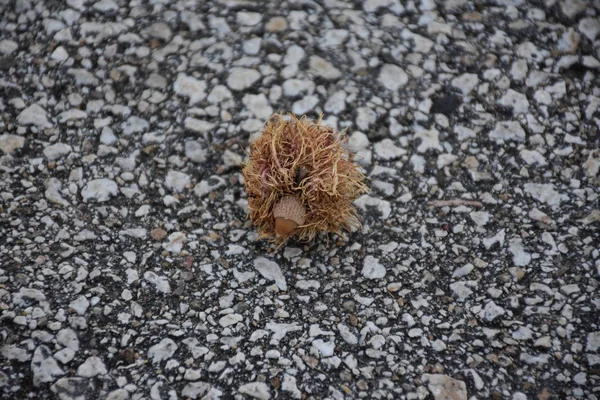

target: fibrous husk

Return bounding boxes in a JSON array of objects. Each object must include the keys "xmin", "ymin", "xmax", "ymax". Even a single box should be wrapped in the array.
[{"xmin": 242, "ymin": 113, "xmax": 369, "ymax": 243}]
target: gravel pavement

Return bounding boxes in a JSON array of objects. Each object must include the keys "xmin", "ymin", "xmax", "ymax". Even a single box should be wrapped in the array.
[{"xmin": 1, "ymin": 0, "xmax": 600, "ymax": 399}]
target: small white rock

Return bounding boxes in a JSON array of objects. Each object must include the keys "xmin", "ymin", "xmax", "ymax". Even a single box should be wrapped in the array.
[
  {"xmin": 77, "ymin": 356, "xmax": 107, "ymax": 377},
  {"xmin": 219, "ymin": 313, "xmax": 243, "ymax": 327},
  {"xmin": 379, "ymin": 64, "xmax": 408, "ymax": 91},
  {"xmin": 309, "ymin": 56, "xmax": 341, "ymax": 80},
  {"xmin": 69, "ymin": 296, "xmax": 89, "ymax": 315},
  {"xmin": 254, "ymin": 257, "xmax": 287, "ymax": 291},
  {"xmin": 238, "ymin": 382, "xmax": 271, "ymax": 400},
  {"xmin": 483, "ymin": 301, "xmax": 505, "ymax": 322},
  {"xmin": 51, "ymin": 46, "xmax": 69, "ymax": 61},
  {"xmin": 143, "ymin": 271, "xmax": 171, "ymax": 294},
  {"xmin": 81, "ymin": 179, "xmax": 118, "ymax": 202},
  {"xmin": 148, "ymin": 338, "xmax": 178, "ymax": 364},
  {"xmin": 43, "ymin": 143, "xmax": 72, "ymax": 160},
  {"xmin": 362, "ymin": 255, "xmax": 386, "ymax": 279},
  {"xmin": 164, "ymin": 170, "xmax": 191, "ymax": 193},
  {"xmin": 173, "ymin": 73, "xmax": 207, "ymax": 105},
  {"xmin": 312, "ymin": 339, "xmax": 335, "ymax": 357},
  {"xmin": 374, "ymin": 138, "xmax": 407, "ymax": 160},
  {"xmin": 18, "ymin": 104, "xmax": 52, "ymax": 128},
  {"xmin": 227, "ymin": 67, "xmax": 261, "ymax": 91}
]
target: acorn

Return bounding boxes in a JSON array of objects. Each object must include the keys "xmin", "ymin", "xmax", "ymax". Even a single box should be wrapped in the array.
[
  {"xmin": 272, "ymin": 195, "xmax": 306, "ymax": 236},
  {"xmin": 242, "ymin": 113, "xmax": 369, "ymax": 243}
]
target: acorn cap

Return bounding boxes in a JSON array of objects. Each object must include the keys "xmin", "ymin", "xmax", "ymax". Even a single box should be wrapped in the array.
[{"xmin": 272, "ymin": 195, "xmax": 306, "ymax": 236}]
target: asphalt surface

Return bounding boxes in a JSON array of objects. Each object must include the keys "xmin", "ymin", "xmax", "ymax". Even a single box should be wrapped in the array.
[{"xmin": 1, "ymin": 0, "xmax": 599, "ymax": 399}]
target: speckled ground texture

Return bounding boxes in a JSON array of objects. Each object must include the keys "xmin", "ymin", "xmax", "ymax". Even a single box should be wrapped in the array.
[{"xmin": 1, "ymin": 0, "xmax": 600, "ymax": 399}]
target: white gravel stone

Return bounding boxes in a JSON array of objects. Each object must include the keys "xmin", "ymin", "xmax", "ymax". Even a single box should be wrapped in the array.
[
  {"xmin": 1, "ymin": 345, "xmax": 30, "ymax": 362},
  {"xmin": 143, "ymin": 272, "xmax": 171, "ymax": 293},
  {"xmin": 17, "ymin": 104, "xmax": 52, "ymax": 128},
  {"xmin": 173, "ymin": 73, "xmax": 207, "ymax": 105},
  {"xmin": 67, "ymin": 68, "xmax": 99, "ymax": 86},
  {"xmin": 81, "ymin": 179, "xmax": 118, "ymax": 202},
  {"xmin": 54, "ymin": 349, "xmax": 75, "ymax": 364},
  {"xmin": 238, "ymin": 382, "xmax": 271, "ymax": 400},
  {"xmin": 489, "ymin": 121, "xmax": 526, "ymax": 142},
  {"xmin": 431, "ymin": 339, "xmax": 447, "ymax": 352},
  {"xmin": 470, "ymin": 211, "xmax": 491, "ymax": 226},
  {"xmin": 309, "ymin": 56, "xmax": 341, "ymax": 80},
  {"xmin": 121, "ymin": 116, "xmax": 149, "ymax": 135},
  {"xmin": 51, "ymin": 46, "xmax": 69, "ymax": 61},
  {"xmin": 523, "ymin": 183, "xmax": 567, "ymax": 206},
  {"xmin": 185, "ymin": 141, "xmax": 207, "ymax": 163},
  {"xmin": 0, "ymin": 39, "xmax": 18, "ymax": 54},
  {"xmin": 58, "ymin": 109, "xmax": 87, "ymax": 122},
  {"xmin": 354, "ymin": 195, "xmax": 391, "ymax": 219},
  {"xmin": 362, "ymin": 255, "xmax": 386, "ymax": 279},
  {"xmin": 512, "ymin": 326, "xmax": 534, "ymax": 340},
  {"xmin": 451, "ymin": 73, "xmax": 479, "ymax": 94},
  {"xmin": 292, "ymin": 95, "xmax": 319, "ymax": 115},
  {"xmin": 337, "ymin": 324, "xmax": 358, "ymax": 345},
  {"xmin": 379, "ymin": 64, "xmax": 408, "ymax": 91},
  {"xmin": 579, "ymin": 18, "xmax": 600, "ymax": 41},
  {"xmin": 227, "ymin": 67, "xmax": 261, "ymax": 91},
  {"xmin": 0, "ymin": 134, "xmax": 25, "ymax": 154},
  {"xmin": 181, "ymin": 11, "xmax": 205, "ymax": 31},
  {"xmin": 450, "ymin": 282, "xmax": 474, "ymax": 301},
  {"xmin": 237, "ymin": 12, "xmax": 261, "ymax": 26},
  {"xmin": 516, "ymin": 41, "xmax": 549, "ymax": 62},
  {"xmin": 356, "ymin": 107, "xmax": 376, "ymax": 130},
  {"xmin": 164, "ymin": 170, "xmax": 191, "ymax": 193},
  {"xmin": 587, "ymin": 332, "xmax": 600, "ymax": 352},
  {"xmin": 422, "ymin": 374, "xmax": 467, "ymax": 400},
  {"xmin": 69, "ymin": 296, "xmax": 89, "ymax": 315},
  {"xmin": 219, "ymin": 313, "xmax": 243, "ymax": 327},
  {"xmin": 324, "ymin": 90, "xmax": 346, "ymax": 114},
  {"xmin": 243, "ymin": 94, "xmax": 273, "ymax": 120},
  {"xmin": 254, "ymin": 257, "xmax": 287, "ymax": 291},
  {"xmin": 561, "ymin": 284, "xmax": 580, "ymax": 295},
  {"xmin": 143, "ymin": 21, "xmax": 172, "ymax": 40},
  {"xmin": 498, "ymin": 89, "xmax": 530, "ymax": 114},
  {"xmin": 374, "ymin": 138, "xmax": 407, "ymax": 160},
  {"xmin": 483, "ymin": 301, "xmax": 505, "ymax": 322},
  {"xmin": 13, "ymin": 288, "xmax": 46, "ymax": 306},
  {"xmin": 44, "ymin": 178, "xmax": 69, "ymax": 207},
  {"xmin": 312, "ymin": 339, "xmax": 335, "ymax": 357},
  {"xmin": 583, "ymin": 150, "xmax": 600, "ymax": 177},
  {"xmin": 281, "ymin": 375, "xmax": 301, "ymax": 399},
  {"xmin": 452, "ymin": 264, "xmax": 474, "ymax": 278},
  {"xmin": 207, "ymin": 85, "xmax": 232, "ymax": 104},
  {"xmin": 43, "ymin": 143, "xmax": 72, "ymax": 160},
  {"xmin": 283, "ymin": 79, "xmax": 314, "ymax": 97},
  {"xmin": 148, "ymin": 339, "xmax": 178, "ymax": 364},
  {"xmin": 295, "ymin": 280, "xmax": 320, "ymax": 290},
  {"xmin": 194, "ymin": 176, "xmax": 226, "ymax": 197},
  {"xmin": 184, "ymin": 118, "xmax": 215, "ymax": 136},
  {"xmin": 31, "ymin": 346, "xmax": 64, "ymax": 386},
  {"xmin": 415, "ymin": 127, "xmax": 442, "ymax": 152},
  {"xmin": 520, "ymin": 149, "xmax": 547, "ymax": 166},
  {"xmin": 509, "ymin": 238, "xmax": 531, "ymax": 266},
  {"xmin": 77, "ymin": 357, "xmax": 107, "ymax": 377},
  {"xmin": 93, "ymin": 0, "xmax": 118, "ymax": 12},
  {"xmin": 408, "ymin": 328, "xmax": 423, "ymax": 338}
]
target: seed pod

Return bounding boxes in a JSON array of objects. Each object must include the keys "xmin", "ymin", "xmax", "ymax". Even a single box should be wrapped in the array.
[{"xmin": 242, "ymin": 113, "xmax": 369, "ymax": 243}]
